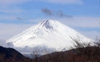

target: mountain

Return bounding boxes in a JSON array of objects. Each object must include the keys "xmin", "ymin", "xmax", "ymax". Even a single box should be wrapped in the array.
[
  {"xmin": 0, "ymin": 46, "xmax": 25, "ymax": 61},
  {"xmin": 6, "ymin": 19, "xmax": 93, "ymax": 54},
  {"xmin": 32, "ymin": 46, "xmax": 100, "ymax": 62}
]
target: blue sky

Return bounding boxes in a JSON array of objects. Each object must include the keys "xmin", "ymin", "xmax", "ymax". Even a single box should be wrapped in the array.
[{"xmin": 0, "ymin": 0, "xmax": 100, "ymax": 40}]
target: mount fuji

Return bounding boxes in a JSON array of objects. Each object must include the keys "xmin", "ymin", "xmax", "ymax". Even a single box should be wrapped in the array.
[{"xmin": 6, "ymin": 19, "xmax": 93, "ymax": 54}]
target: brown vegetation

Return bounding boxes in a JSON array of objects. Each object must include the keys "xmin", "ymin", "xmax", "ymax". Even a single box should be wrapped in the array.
[{"xmin": 1, "ymin": 41, "xmax": 100, "ymax": 62}]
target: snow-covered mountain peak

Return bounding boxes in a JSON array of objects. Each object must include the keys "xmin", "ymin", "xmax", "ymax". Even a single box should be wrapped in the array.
[
  {"xmin": 38, "ymin": 19, "xmax": 68, "ymax": 31},
  {"xmin": 6, "ymin": 19, "xmax": 93, "ymax": 53},
  {"xmin": 39, "ymin": 19, "xmax": 56, "ymax": 30}
]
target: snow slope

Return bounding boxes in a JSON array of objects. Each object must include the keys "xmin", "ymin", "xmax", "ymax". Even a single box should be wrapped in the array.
[{"xmin": 6, "ymin": 19, "xmax": 93, "ymax": 51}]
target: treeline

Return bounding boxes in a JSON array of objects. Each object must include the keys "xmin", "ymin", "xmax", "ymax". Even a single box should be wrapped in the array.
[{"xmin": 1, "ymin": 40, "xmax": 100, "ymax": 62}]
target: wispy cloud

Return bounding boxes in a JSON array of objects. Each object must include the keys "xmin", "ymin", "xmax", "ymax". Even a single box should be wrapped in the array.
[
  {"xmin": 0, "ymin": 0, "xmax": 32, "ymax": 6},
  {"xmin": 0, "ymin": 15, "xmax": 42, "ymax": 23},
  {"xmin": 0, "ymin": 16, "xmax": 100, "ymax": 41},
  {"xmin": 0, "ymin": 16, "xmax": 17, "ymax": 20},
  {"xmin": 0, "ymin": 15, "xmax": 99, "ymax": 28},
  {"xmin": 60, "ymin": 16, "xmax": 100, "ymax": 28},
  {"xmin": 80, "ymin": 31, "xmax": 100, "ymax": 39},
  {"xmin": 0, "ymin": 0, "xmax": 83, "ymax": 7},
  {"xmin": 41, "ymin": 8, "xmax": 73, "ymax": 18},
  {"xmin": 0, "ymin": 18, "xmax": 44, "ymax": 40},
  {"xmin": 0, "ymin": 9, "xmax": 23, "ymax": 13},
  {"xmin": 0, "ymin": 15, "xmax": 23, "ymax": 20},
  {"xmin": 41, "ymin": 8, "xmax": 53, "ymax": 16},
  {"xmin": 0, "ymin": 23, "xmax": 32, "ymax": 40},
  {"xmin": 56, "ymin": 10, "xmax": 72, "ymax": 18},
  {"xmin": 43, "ymin": 0, "xmax": 82, "ymax": 4}
]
